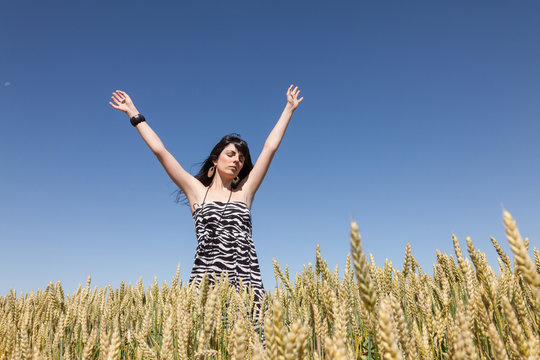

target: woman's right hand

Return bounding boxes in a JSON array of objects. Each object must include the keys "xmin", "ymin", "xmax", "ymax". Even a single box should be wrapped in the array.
[{"xmin": 109, "ymin": 90, "xmax": 139, "ymax": 118}]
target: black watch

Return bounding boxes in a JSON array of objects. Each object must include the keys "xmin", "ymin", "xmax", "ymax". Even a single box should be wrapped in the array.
[{"xmin": 130, "ymin": 114, "xmax": 146, "ymax": 127}]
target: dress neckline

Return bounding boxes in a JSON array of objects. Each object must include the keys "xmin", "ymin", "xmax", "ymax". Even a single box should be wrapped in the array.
[{"xmin": 192, "ymin": 200, "xmax": 250, "ymax": 216}]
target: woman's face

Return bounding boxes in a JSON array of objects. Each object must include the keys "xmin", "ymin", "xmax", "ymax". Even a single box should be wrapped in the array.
[{"xmin": 214, "ymin": 143, "xmax": 245, "ymax": 178}]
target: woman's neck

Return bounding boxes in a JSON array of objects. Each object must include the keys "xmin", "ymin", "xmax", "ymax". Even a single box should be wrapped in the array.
[{"xmin": 211, "ymin": 173, "xmax": 233, "ymax": 192}]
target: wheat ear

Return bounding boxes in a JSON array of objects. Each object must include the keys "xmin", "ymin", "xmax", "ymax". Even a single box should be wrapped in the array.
[
  {"xmin": 503, "ymin": 210, "xmax": 540, "ymax": 307},
  {"xmin": 350, "ymin": 221, "xmax": 376, "ymax": 312}
]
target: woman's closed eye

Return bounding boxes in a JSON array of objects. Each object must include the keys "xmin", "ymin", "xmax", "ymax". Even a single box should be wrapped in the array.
[{"xmin": 227, "ymin": 151, "xmax": 244, "ymax": 162}]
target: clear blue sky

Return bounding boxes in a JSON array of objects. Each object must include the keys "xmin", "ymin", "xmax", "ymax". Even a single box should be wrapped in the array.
[{"xmin": 1, "ymin": 1, "xmax": 539, "ymax": 295}]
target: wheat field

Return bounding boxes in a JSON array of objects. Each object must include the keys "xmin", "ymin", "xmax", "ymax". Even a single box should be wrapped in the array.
[{"xmin": 1, "ymin": 209, "xmax": 539, "ymax": 359}]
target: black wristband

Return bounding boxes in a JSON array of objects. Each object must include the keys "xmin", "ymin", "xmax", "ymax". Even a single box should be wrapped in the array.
[{"xmin": 130, "ymin": 114, "xmax": 146, "ymax": 127}]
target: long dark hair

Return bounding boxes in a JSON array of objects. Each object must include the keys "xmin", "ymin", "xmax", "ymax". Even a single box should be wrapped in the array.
[{"xmin": 173, "ymin": 133, "xmax": 254, "ymax": 204}]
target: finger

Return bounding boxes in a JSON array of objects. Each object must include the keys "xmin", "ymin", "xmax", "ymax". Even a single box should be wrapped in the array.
[
  {"xmin": 113, "ymin": 91, "xmax": 125, "ymax": 100},
  {"xmin": 293, "ymin": 86, "xmax": 298, "ymax": 94},
  {"xmin": 109, "ymin": 102, "xmax": 120, "ymax": 109},
  {"xmin": 117, "ymin": 90, "xmax": 127, "ymax": 97},
  {"xmin": 111, "ymin": 96, "xmax": 121, "ymax": 105},
  {"xmin": 112, "ymin": 93, "xmax": 123, "ymax": 102},
  {"xmin": 287, "ymin": 84, "xmax": 293, "ymax": 94},
  {"xmin": 297, "ymin": 97, "xmax": 304, "ymax": 103}
]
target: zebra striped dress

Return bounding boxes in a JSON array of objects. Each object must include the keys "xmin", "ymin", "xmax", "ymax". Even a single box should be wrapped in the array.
[{"xmin": 189, "ymin": 200, "xmax": 265, "ymax": 302}]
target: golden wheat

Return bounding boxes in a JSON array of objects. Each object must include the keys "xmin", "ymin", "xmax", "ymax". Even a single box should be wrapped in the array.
[{"xmin": 0, "ymin": 211, "xmax": 538, "ymax": 359}]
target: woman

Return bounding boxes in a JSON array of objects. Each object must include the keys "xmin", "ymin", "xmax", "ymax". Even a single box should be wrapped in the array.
[{"xmin": 109, "ymin": 85, "xmax": 303, "ymax": 302}]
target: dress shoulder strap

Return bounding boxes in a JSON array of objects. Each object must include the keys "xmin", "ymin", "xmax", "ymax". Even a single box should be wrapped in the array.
[{"xmin": 201, "ymin": 186, "xmax": 211, "ymax": 204}]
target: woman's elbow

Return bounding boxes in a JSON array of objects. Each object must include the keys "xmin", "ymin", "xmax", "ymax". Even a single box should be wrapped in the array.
[
  {"xmin": 153, "ymin": 147, "xmax": 168, "ymax": 158},
  {"xmin": 263, "ymin": 142, "xmax": 279, "ymax": 153}
]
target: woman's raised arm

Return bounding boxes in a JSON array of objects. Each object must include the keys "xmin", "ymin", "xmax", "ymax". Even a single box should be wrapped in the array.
[
  {"xmin": 242, "ymin": 85, "xmax": 304, "ymax": 200},
  {"xmin": 109, "ymin": 90, "xmax": 203, "ymax": 201}
]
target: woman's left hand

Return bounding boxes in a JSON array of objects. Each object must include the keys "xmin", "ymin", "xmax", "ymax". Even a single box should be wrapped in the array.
[
  {"xmin": 286, "ymin": 84, "xmax": 304, "ymax": 110},
  {"xmin": 109, "ymin": 90, "xmax": 139, "ymax": 118}
]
